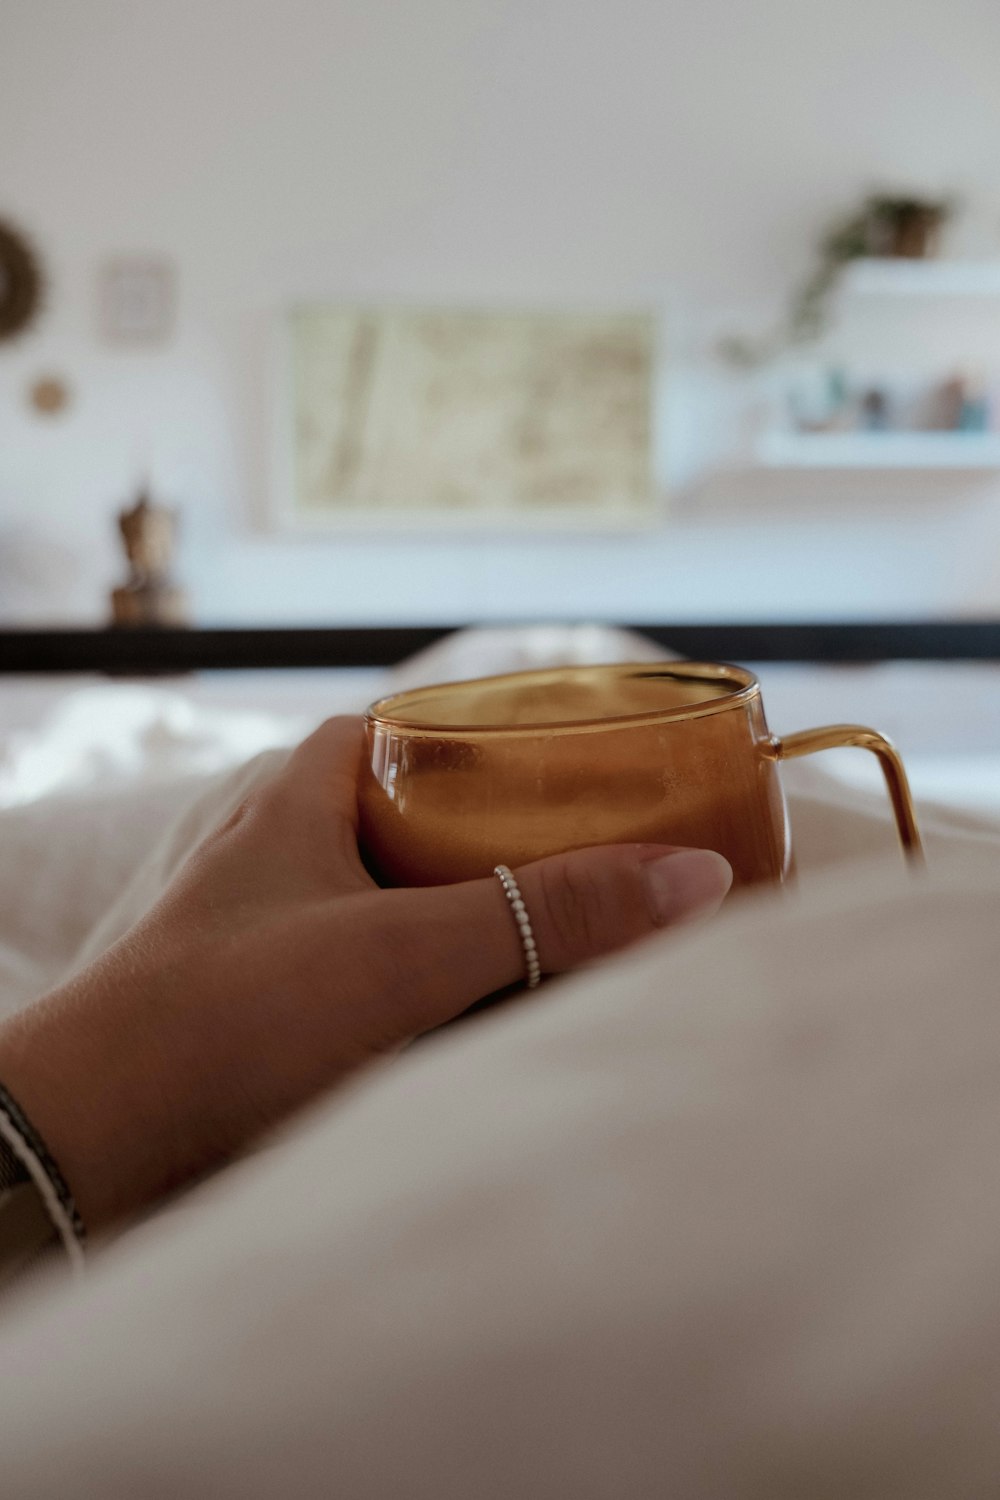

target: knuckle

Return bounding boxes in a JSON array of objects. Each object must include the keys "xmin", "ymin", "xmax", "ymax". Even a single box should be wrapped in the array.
[
  {"xmin": 208, "ymin": 796, "xmax": 253, "ymax": 841},
  {"xmin": 355, "ymin": 892, "xmax": 438, "ymax": 1043},
  {"xmin": 536, "ymin": 856, "xmax": 610, "ymax": 964}
]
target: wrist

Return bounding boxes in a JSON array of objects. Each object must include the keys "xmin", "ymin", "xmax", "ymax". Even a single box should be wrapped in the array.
[{"xmin": 0, "ymin": 968, "xmax": 181, "ymax": 1231}]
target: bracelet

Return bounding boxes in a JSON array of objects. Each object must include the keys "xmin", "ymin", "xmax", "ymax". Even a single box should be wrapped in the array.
[{"xmin": 0, "ymin": 1081, "xmax": 85, "ymax": 1269}]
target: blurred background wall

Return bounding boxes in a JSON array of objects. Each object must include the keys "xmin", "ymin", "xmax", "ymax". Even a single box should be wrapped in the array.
[{"xmin": 3, "ymin": 0, "xmax": 1000, "ymax": 625}]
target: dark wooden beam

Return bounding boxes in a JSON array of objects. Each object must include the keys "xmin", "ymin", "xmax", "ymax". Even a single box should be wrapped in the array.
[
  {"xmin": 0, "ymin": 627, "xmax": 453, "ymax": 674},
  {"xmin": 1, "ymin": 621, "xmax": 999, "ymax": 675}
]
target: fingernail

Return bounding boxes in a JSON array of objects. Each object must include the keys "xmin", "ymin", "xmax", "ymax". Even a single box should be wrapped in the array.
[{"xmin": 642, "ymin": 849, "xmax": 734, "ymax": 926}]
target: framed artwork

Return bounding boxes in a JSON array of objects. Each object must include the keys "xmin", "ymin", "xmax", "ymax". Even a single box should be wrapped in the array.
[
  {"xmin": 277, "ymin": 305, "xmax": 657, "ymax": 530},
  {"xmin": 100, "ymin": 258, "xmax": 175, "ymax": 344}
]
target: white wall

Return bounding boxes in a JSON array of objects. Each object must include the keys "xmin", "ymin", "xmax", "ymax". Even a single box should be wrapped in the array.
[{"xmin": 3, "ymin": 0, "xmax": 1000, "ymax": 625}]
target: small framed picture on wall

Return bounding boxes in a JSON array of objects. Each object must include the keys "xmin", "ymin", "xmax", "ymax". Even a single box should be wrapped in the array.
[{"xmin": 100, "ymin": 257, "xmax": 175, "ymax": 344}]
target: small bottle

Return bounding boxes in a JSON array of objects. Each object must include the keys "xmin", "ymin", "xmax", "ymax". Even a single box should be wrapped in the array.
[{"xmin": 958, "ymin": 371, "xmax": 990, "ymax": 433}]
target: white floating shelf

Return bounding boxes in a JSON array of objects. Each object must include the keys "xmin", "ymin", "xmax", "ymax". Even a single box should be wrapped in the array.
[
  {"xmin": 755, "ymin": 431, "xmax": 1000, "ymax": 470},
  {"xmin": 840, "ymin": 259, "xmax": 1000, "ymax": 297}
]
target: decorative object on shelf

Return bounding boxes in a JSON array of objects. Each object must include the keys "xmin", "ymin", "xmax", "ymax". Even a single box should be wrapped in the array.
[
  {"xmin": 954, "ymin": 374, "xmax": 991, "ymax": 433},
  {"xmin": 0, "ymin": 218, "xmax": 45, "ymax": 343},
  {"xmin": 932, "ymin": 373, "xmax": 996, "ymax": 433},
  {"xmin": 110, "ymin": 485, "xmax": 189, "ymax": 627},
  {"xmin": 859, "ymin": 388, "xmax": 891, "ymax": 432},
  {"xmin": 27, "ymin": 374, "xmax": 72, "ymax": 416},
  {"xmin": 780, "ymin": 363, "xmax": 997, "ymax": 455},
  {"xmin": 788, "ymin": 367, "xmax": 854, "ymax": 433},
  {"xmin": 862, "ymin": 197, "xmax": 947, "ymax": 260},
  {"xmin": 720, "ymin": 191, "xmax": 953, "ymax": 367},
  {"xmin": 281, "ymin": 305, "xmax": 656, "ymax": 531},
  {"xmin": 930, "ymin": 376, "xmax": 969, "ymax": 433},
  {"xmin": 100, "ymin": 257, "xmax": 175, "ymax": 345}
]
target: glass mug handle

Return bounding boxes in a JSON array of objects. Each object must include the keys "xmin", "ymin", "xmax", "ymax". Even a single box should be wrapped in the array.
[{"xmin": 771, "ymin": 724, "xmax": 925, "ymax": 866}]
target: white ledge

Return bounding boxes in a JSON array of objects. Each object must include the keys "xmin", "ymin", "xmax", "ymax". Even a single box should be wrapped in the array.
[
  {"xmin": 755, "ymin": 431, "xmax": 1000, "ymax": 470},
  {"xmin": 840, "ymin": 259, "xmax": 1000, "ymax": 297}
]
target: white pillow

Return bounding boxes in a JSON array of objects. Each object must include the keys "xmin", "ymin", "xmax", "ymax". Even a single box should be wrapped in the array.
[{"xmin": 1, "ymin": 842, "xmax": 999, "ymax": 1497}]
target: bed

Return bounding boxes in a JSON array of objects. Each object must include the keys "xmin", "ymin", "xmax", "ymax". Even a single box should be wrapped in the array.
[
  {"xmin": 1, "ymin": 621, "xmax": 999, "ymax": 1497},
  {"xmin": 2, "ymin": 620, "xmax": 1000, "ymax": 1002}
]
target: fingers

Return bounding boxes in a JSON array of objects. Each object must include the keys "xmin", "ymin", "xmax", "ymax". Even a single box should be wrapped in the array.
[
  {"xmin": 387, "ymin": 843, "xmax": 733, "ymax": 1033},
  {"xmin": 517, "ymin": 844, "xmax": 734, "ymax": 972},
  {"xmin": 216, "ymin": 717, "xmax": 371, "ymax": 895},
  {"xmin": 279, "ymin": 716, "xmax": 366, "ymax": 828}
]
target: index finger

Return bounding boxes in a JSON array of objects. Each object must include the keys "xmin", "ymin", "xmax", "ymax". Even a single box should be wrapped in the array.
[
  {"xmin": 280, "ymin": 716, "xmax": 366, "ymax": 825},
  {"xmin": 239, "ymin": 716, "xmax": 370, "ymax": 891}
]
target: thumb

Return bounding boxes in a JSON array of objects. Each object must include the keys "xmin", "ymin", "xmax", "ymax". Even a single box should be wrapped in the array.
[{"xmin": 392, "ymin": 843, "xmax": 733, "ymax": 1031}]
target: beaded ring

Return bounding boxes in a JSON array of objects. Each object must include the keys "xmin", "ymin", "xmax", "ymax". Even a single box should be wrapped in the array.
[{"xmin": 493, "ymin": 865, "xmax": 542, "ymax": 989}]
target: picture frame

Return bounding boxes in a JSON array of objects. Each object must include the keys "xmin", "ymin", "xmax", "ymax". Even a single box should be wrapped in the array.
[
  {"xmin": 273, "ymin": 304, "xmax": 659, "ymax": 532},
  {"xmin": 100, "ymin": 258, "xmax": 175, "ymax": 345}
]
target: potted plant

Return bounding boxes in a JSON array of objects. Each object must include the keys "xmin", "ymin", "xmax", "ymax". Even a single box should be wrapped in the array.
[{"xmin": 720, "ymin": 192, "xmax": 952, "ymax": 367}]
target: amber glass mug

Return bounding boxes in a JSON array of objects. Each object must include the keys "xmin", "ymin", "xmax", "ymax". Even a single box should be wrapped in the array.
[{"xmin": 358, "ymin": 662, "xmax": 923, "ymax": 889}]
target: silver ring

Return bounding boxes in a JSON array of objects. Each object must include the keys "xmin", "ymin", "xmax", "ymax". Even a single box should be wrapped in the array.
[{"xmin": 493, "ymin": 865, "xmax": 542, "ymax": 989}]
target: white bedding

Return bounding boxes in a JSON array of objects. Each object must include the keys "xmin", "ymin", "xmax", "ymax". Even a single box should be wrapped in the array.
[{"xmin": 2, "ymin": 829, "xmax": 1000, "ymax": 1497}]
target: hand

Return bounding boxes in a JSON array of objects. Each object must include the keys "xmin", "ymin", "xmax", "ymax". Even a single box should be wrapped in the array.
[{"xmin": 0, "ymin": 718, "xmax": 732, "ymax": 1231}]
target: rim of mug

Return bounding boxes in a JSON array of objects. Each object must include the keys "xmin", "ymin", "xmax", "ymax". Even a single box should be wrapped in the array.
[{"xmin": 364, "ymin": 660, "xmax": 761, "ymax": 735}]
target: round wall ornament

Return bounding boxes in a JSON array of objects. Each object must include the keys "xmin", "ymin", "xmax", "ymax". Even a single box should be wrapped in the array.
[{"xmin": 0, "ymin": 218, "xmax": 44, "ymax": 342}]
